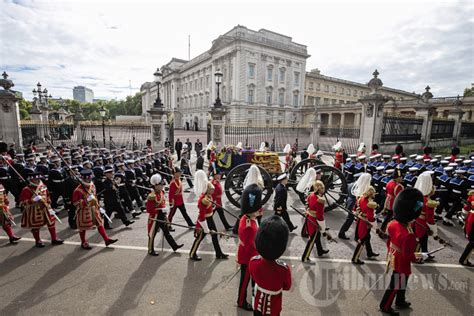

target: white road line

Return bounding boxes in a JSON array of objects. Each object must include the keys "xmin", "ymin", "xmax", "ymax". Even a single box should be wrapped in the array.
[{"xmin": 0, "ymin": 236, "xmax": 465, "ymax": 269}]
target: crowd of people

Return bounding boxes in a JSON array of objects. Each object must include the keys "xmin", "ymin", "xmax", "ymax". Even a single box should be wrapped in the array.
[{"xmin": 1, "ymin": 139, "xmax": 473, "ymax": 315}]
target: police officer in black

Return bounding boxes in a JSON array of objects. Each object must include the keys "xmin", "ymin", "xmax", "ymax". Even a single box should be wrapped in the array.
[
  {"xmin": 103, "ymin": 166, "xmax": 134, "ymax": 229},
  {"xmin": 274, "ymin": 174, "xmax": 297, "ymax": 232}
]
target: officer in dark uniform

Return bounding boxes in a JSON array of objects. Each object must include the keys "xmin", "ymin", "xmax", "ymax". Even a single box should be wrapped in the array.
[
  {"xmin": 114, "ymin": 167, "xmax": 139, "ymax": 218},
  {"xmin": 372, "ymin": 166, "xmax": 386, "ymax": 219},
  {"xmin": 135, "ymin": 157, "xmax": 149, "ymax": 198},
  {"xmin": 435, "ymin": 166, "xmax": 453, "ymax": 220},
  {"xmin": 387, "ymin": 156, "xmax": 398, "ymax": 170},
  {"xmin": 344, "ymin": 156, "xmax": 356, "ymax": 183},
  {"xmin": 92, "ymin": 162, "xmax": 105, "ymax": 200},
  {"xmin": 444, "ymin": 169, "xmax": 468, "ymax": 226},
  {"xmin": 103, "ymin": 166, "xmax": 134, "ymax": 229},
  {"xmin": 125, "ymin": 160, "xmax": 145, "ymax": 212},
  {"xmin": 48, "ymin": 157, "xmax": 66, "ymax": 208},
  {"xmin": 0, "ymin": 157, "xmax": 18, "ymax": 204},
  {"xmin": 64, "ymin": 165, "xmax": 80, "ymax": 229},
  {"xmin": 354, "ymin": 155, "xmax": 367, "ymax": 175},
  {"xmin": 11, "ymin": 154, "xmax": 26, "ymax": 204},
  {"xmin": 36, "ymin": 154, "xmax": 50, "ymax": 181},
  {"xmin": 273, "ymin": 174, "xmax": 297, "ymax": 232}
]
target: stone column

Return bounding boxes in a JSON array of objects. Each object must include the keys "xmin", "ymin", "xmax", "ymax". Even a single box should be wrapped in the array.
[
  {"xmin": 327, "ymin": 113, "xmax": 333, "ymax": 126},
  {"xmin": 340, "ymin": 112, "xmax": 345, "ymax": 128},
  {"xmin": 311, "ymin": 111, "xmax": 321, "ymax": 148},
  {"xmin": 358, "ymin": 70, "xmax": 388, "ymax": 148},
  {"xmin": 209, "ymin": 106, "xmax": 226, "ymax": 149},
  {"xmin": 448, "ymin": 97, "xmax": 464, "ymax": 146},
  {"xmin": 0, "ymin": 72, "xmax": 23, "ymax": 150},
  {"xmin": 354, "ymin": 112, "xmax": 361, "ymax": 127},
  {"xmin": 417, "ymin": 107, "xmax": 434, "ymax": 146},
  {"xmin": 148, "ymin": 107, "xmax": 168, "ymax": 150}
]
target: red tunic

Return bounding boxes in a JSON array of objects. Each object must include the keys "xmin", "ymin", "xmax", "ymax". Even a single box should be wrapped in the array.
[
  {"xmin": 284, "ymin": 154, "xmax": 292, "ymax": 171},
  {"xmin": 146, "ymin": 190, "xmax": 166, "ymax": 217},
  {"xmin": 305, "ymin": 192, "xmax": 324, "ymax": 236},
  {"xmin": 463, "ymin": 195, "xmax": 474, "ymax": 212},
  {"xmin": 422, "ymin": 154, "xmax": 431, "ymax": 160},
  {"xmin": 195, "ymin": 193, "xmax": 213, "ymax": 231},
  {"xmin": 168, "ymin": 179, "xmax": 184, "ymax": 207},
  {"xmin": 413, "ymin": 196, "xmax": 436, "ymax": 238},
  {"xmin": 450, "ymin": 154, "xmax": 457, "ymax": 163},
  {"xmin": 384, "ymin": 180, "xmax": 403, "ymax": 211},
  {"xmin": 392, "ymin": 154, "xmax": 401, "ymax": 164},
  {"xmin": 20, "ymin": 182, "xmax": 54, "ymax": 228},
  {"xmin": 334, "ymin": 151, "xmax": 343, "ymax": 169},
  {"xmin": 237, "ymin": 215, "xmax": 258, "ymax": 265},
  {"xmin": 72, "ymin": 183, "xmax": 103, "ymax": 230},
  {"xmin": 355, "ymin": 196, "xmax": 375, "ymax": 241},
  {"xmin": 211, "ymin": 179, "xmax": 222, "ymax": 207},
  {"xmin": 210, "ymin": 151, "xmax": 217, "ymax": 164},
  {"xmin": 249, "ymin": 256, "xmax": 292, "ymax": 316},
  {"xmin": 464, "ymin": 195, "xmax": 474, "ymax": 241},
  {"xmin": 386, "ymin": 221, "xmax": 418, "ymax": 275},
  {"xmin": 0, "ymin": 185, "xmax": 14, "ymax": 227}
]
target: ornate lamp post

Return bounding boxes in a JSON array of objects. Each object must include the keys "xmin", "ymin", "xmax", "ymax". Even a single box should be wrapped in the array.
[
  {"xmin": 99, "ymin": 105, "xmax": 106, "ymax": 148},
  {"xmin": 153, "ymin": 68, "xmax": 163, "ymax": 108},
  {"xmin": 214, "ymin": 69, "xmax": 223, "ymax": 107}
]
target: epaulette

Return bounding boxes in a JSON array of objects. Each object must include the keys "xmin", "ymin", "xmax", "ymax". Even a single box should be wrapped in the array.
[
  {"xmin": 427, "ymin": 199, "xmax": 439, "ymax": 208},
  {"xmin": 367, "ymin": 200, "xmax": 378, "ymax": 209},
  {"xmin": 275, "ymin": 259, "xmax": 289, "ymax": 269},
  {"xmin": 250, "ymin": 255, "xmax": 261, "ymax": 261},
  {"xmin": 147, "ymin": 192, "xmax": 156, "ymax": 201},
  {"xmin": 317, "ymin": 195, "xmax": 326, "ymax": 204}
]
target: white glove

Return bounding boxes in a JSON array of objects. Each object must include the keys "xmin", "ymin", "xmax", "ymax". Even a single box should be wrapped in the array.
[
  {"xmin": 317, "ymin": 219, "xmax": 327, "ymax": 233},
  {"xmin": 100, "ymin": 207, "xmax": 106, "ymax": 215},
  {"xmin": 427, "ymin": 223, "xmax": 438, "ymax": 238},
  {"xmin": 49, "ymin": 209, "xmax": 56, "ymax": 215},
  {"xmin": 87, "ymin": 194, "xmax": 95, "ymax": 202},
  {"xmin": 420, "ymin": 252, "xmax": 429, "ymax": 261},
  {"xmin": 199, "ymin": 219, "xmax": 209, "ymax": 233},
  {"xmin": 33, "ymin": 195, "xmax": 42, "ymax": 202}
]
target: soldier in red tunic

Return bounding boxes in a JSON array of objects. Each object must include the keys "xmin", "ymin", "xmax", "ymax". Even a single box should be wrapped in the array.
[
  {"xmin": 413, "ymin": 171, "xmax": 439, "ymax": 262},
  {"xmin": 0, "ymin": 183, "xmax": 21, "ymax": 243},
  {"xmin": 146, "ymin": 173, "xmax": 183, "ymax": 256},
  {"xmin": 332, "ymin": 141, "xmax": 344, "ymax": 170},
  {"xmin": 249, "ymin": 215, "xmax": 292, "ymax": 316},
  {"xmin": 167, "ymin": 167, "xmax": 195, "ymax": 230},
  {"xmin": 283, "ymin": 144, "xmax": 294, "ymax": 173},
  {"xmin": 20, "ymin": 169, "xmax": 63, "ymax": 248},
  {"xmin": 459, "ymin": 189, "xmax": 474, "ymax": 266},
  {"xmin": 236, "ymin": 183, "xmax": 262, "ymax": 311},
  {"xmin": 352, "ymin": 182, "xmax": 380, "ymax": 264},
  {"xmin": 72, "ymin": 169, "xmax": 117, "ymax": 250},
  {"xmin": 380, "ymin": 168, "xmax": 404, "ymax": 234},
  {"xmin": 302, "ymin": 180, "xmax": 331, "ymax": 263},
  {"xmin": 189, "ymin": 170, "xmax": 228, "ymax": 261},
  {"xmin": 380, "ymin": 188, "xmax": 424, "ymax": 314},
  {"xmin": 211, "ymin": 170, "xmax": 232, "ymax": 230}
]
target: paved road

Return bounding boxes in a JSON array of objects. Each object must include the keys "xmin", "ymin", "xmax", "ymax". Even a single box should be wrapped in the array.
[{"xmin": 1, "ymin": 152, "xmax": 473, "ymax": 315}]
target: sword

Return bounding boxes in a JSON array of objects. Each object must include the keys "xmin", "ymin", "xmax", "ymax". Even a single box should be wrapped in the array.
[
  {"xmin": 102, "ymin": 211, "xmax": 113, "ymax": 224},
  {"xmin": 149, "ymin": 218, "xmax": 235, "ymax": 239},
  {"xmin": 49, "ymin": 209, "xmax": 63, "ymax": 224},
  {"xmin": 223, "ymin": 266, "xmax": 241, "ymax": 288},
  {"xmin": 361, "ymin": 273, "xmax": 386, "ymax": 301},
  {"xmin": 290, "ymin": 205, "xmax": 337, "ymax": 243}
]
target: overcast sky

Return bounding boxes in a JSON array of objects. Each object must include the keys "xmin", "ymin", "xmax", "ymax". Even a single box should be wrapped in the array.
[{"xmin": 1, "ymin": 0, "xmax": 472, "ymax": 101}]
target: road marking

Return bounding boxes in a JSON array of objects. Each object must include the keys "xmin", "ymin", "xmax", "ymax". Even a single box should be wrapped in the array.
[{"xmin": 0, "ymin": 236, "xmax": 465, "ymax": 269}]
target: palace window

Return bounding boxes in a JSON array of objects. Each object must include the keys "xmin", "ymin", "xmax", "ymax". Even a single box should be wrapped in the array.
[
  {"xmin": 347, "ymin": 88, "xmax": 351, "ymax": 96},
  {"xmin": 279, "ymin": 68, "xmax": 285, "ymax": 82},
  {"xmin": 248, "ymin": 63, "xmax": 255, "ymax": 78},
  {"xmin": 316, "ymin": 83, "xmax": 321, "ymax": 91},
  {"xmin": 266, "ymin": 90, "xmax": 272, "ymax": 105},
  {"xmin": 309, "ymin": 82, "xmax": 314, "ymax": 90},
  {"xmin": 325, "ymin": 85, "xmax": 329, "ymax": 92},
  {"xmin": 332, "ymin": 86, "xmax": 337, "ymax": 93},
  {"xmin": 294, "ymin": 72, "xmax": 300, "ymax": 86},
  {"xmin": 248, "ymin": 87, "xmax": 255, "ymax": 104},
  {"xmin": 278, "ymin": 91, "xmax": 284, "ymax": 106},
  {"xmin": 293, "ymin": 92, "xmax": 299, "ymax": 106},
  {"xmin": 267, "ymin": 67, "xmax": 273, "ymax": 81}
]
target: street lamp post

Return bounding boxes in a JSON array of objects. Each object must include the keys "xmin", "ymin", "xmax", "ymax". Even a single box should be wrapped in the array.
[
  {"xmin": 214, "ymin": 70, "xmax": 223, "ymax": 107},
  {"xmin": 99, "ymin": 105, "xmax": 106, "ymax": 148},
  {"xmin": 153, "ymin": 68, "xmax": 163, "ymax": 108}
]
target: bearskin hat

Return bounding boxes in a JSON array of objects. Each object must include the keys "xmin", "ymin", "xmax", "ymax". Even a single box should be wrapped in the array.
[
  {"xmin": 241, "ymin": 183, "xmax": 262, "ymax": 214},
  {"xmin": 393, "ymin": 187, "xmax": 423, "ymax": 224},
  {"xmin": 423, "ymin": 146, "xmax": 433, "ymax": 155},
  {"xmin": 395, "ymin": 144, "xmax": 404, "ymax": 155},
  {"xmin": 0, "ymin": 142, "xmax": 7, "ymax": 153},
  {"xmin": 451, "ymin": 147, "xmax": 460, "ymax": 156},
  {"xmin": 255, "ymin": 215, "xmax": 289, "ymax": 261}
]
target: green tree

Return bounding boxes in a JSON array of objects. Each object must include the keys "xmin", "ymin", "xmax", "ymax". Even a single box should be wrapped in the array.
[
  {"xmin": 464, "ymin": 87, "xmax": 473, "ymax": 97},
  {"xmin": 18, "ymin": 98, "xmax": 32, "ymax": 120}
]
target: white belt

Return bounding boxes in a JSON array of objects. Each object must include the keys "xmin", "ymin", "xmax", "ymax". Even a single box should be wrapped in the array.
[
  {"xmin": 52, "ymin": 179, "xmax": 64, "ymax": 183},
  {"xmin": 0, "ymin": 177, "xmax": 9, "ymax": 180},
  {"xmin": 256, "ymin": 284, "xmax": 282, "ymax": 295},
  {"xmin": 452, "ymin": 189, "xmax": 461, "ymax": 194}
]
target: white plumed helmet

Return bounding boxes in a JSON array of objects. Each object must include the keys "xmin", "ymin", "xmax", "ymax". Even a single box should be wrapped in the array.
[
  {"xmin": 307, "ymin": 144, "xmax": 316, "ymax": 155},
  {"xmin": 414, "ymin": 171, "xmax": 434, "ymax": 196},
  {"xmin": 243, "ymin": 164, "xmax": 264, "ymax": 189},
  {"xmin": 283, "ymin": 144, "xmax": 291, "ymax": 154},
  {"xmin": 259, "ymin": 142, "xmax": 266, "ymax": 152},
  {"xmin": 236, "ymin": 142, "xmax": 242, "ymax": 149},
  {"xmin": 194, "ymin": 169, "xmax": 209, "ymax": 196},
  {"xmin": 357, "ymin": 143, "xmax": 366, "ymax": 152},
  {"xmin": 332, "ymin": 141, "xmax": 342, "ymax": 151},
  {"xmin": 296, "ymin": 168, "xmax": 316, "ymax": 193},
  {"xmin": 150, "ymin": 174, "xmax": 163, "ymax": 185},
  {"xmin": 351, "ymin": 173, "xmax": 372, "ymax": 197}
]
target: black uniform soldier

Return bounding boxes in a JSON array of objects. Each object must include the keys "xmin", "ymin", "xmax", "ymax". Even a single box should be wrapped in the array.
[
  {"xmin": 64, "ymin": 165, "xmax": 80, "ymax": 229},
  {"xmin": 11, "ymin": 153, "xmax": 26, "ymax": 206},
  {"xmin": 194, "ymin": 139, "xmax": 203, "ymax": 157},
  {"xmin": 103, "ymin": 166, "xmax": 134, "ymax": 229},
  {"xmin": 185, "ymin": 138, "xmax": 192, "ymax": 159},
  {"xmin": 274, "ymin": 174, "xmax": 297, "ymax": 232},
  {"xmin": 180, "ymin": 149, "xmax": 194, "ymax": 189},
  {"xmin": 125, "ymin": 159, "xmax": 145, "ymax": 212},
  {"xmin": 115, "ymin": 163, "xmax": 141, "ymax": 217},
  {"xmin": 48, "ymin": 156, "xmax": 66, "ymax": 208},
  {"xmin": 175, "ymin": 138, "xmax": 183, "ymax": 161},
  {"xmin": 196, "ymin": 151, "xmax": 205, "ymax": 171}
]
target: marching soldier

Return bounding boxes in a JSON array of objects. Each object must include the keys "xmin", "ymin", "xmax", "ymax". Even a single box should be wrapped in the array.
[
  {"xmin": 333, "ymin": 141, "xmax": 344, "ymax": 170},
  {"xmin": 72, "ymin": 169, "xmax": 117, "ymax": 250},
  {"xmin": 168, "ymin": 167, "xmax": 195, "ymax": 230},
  {"xmin": 125, "ymin": 160, "xmax": 146, "ymax": 213},
  {"xmin": 435, "ymin": 166, "xmax": 453, "ymax": 221},
  {"xmin": 444, "ymin": 169, "xmax": 468, "ymax": 226},
  {"xmin": 64, "ymin": 165, "xmax": 80, "ymax": 229},
  {"xmin": 352, "ymin": 174, "xmax": 380, "ymax": 264},
  {"xmin": 11, "ymin": 154, "xmax": 26, "ymax": 206},
  {"xmin": 102, "ymin": 166, "xmax": 134, "ymax": 229},
  {"xmin": 381, "ymin": 168, "xmax": 404, "ymax": 233},
  {"xmin": 249, "ymin": 215, "xmax": 292, "ymax": 316},
  {"xmin": 0, "ymin": 156, "xmax": 18, "ymax": 204},
  {"xmin": 283, "ymin": 144, "xmax": 294, "ymax": 173},
  {"xmin": 146, "ymin": 173, "xmax": 183, "ymax": 256},
  {"xmin": 0, "ymin": 183, "xmax": 21, "ymax": 243},
  {"xmin": 413, "ymin": 171, "xmax": 440, "ymax": 262},
  {"xmin": 379, "ymin": 188, "xmax": 424, "ymax": 314},
  {"xmin": 459, "ymin": 190, "xmax": 474, "ymax": 266},
  {"xmin": 189, "ymin": 170, "xmax": 228, "ymax": 261},
  {"xmin": 236, "ymin": 182, "xmax": 261, "ymax": 311},
  {"xmin": 273, "ymin": 174, "xmax": 297, "ymax": 232},
  {"xmin": 301, "ymin": 180, "xmax": 331, "ymax": 263},
  {"xmin": 338, "ymin": 173, "xmax": 364, "ymax": 239},
  {"xmin": 48, "ymin": 157, "xmax": 66, "ymax": 209},
  {"xmin": 211, "ymin": 170, "xmax": 232, "ymax": 230},
  {"xmin": 20, "ymin": 169, "xmax": 63, "ymax": 248}
]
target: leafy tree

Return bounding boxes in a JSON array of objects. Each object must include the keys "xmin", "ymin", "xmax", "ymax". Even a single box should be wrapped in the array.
[{"xmin": 464, "ymin": 87, "xmax": 473, "ymax": 97}]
